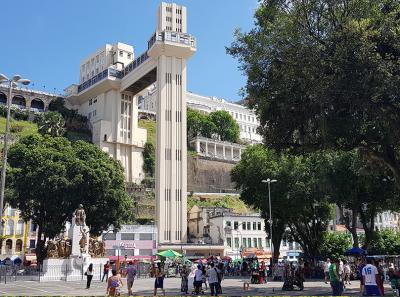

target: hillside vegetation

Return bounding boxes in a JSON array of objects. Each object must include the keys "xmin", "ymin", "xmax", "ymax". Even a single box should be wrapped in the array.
[
  {"xmin": 0, "ymin": 117, "xmax": 38, "ymax": 137},
  {"xmin": 139, "ymin": 119, "xmax": 156, "ymax": 145},
  {"xmin": 188, "ymin": 194, "xmax": 252, "ymax": 213}
]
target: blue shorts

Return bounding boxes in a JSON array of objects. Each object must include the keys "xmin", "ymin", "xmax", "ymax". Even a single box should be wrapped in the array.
[{"xmin": 364, "ymin": 285, "xmax": 381, "ymax": 296}]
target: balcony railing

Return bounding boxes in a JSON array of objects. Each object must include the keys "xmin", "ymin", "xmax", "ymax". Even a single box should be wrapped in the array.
[
  {"xmin": 148, "ymin": 31, "xmax": 196, "ymax": 49},
  {"xmin": 77, "ymin": 68, "xmax": 122, "ymax": 93},
  {"xmin": 121, "ymin": 52, "xmax": 150, "ymax": 78}
]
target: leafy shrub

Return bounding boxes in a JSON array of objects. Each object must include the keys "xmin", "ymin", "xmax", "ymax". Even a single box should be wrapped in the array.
[{"xmin": 10, "ymin": 124, "xmax": 24, "ymax": 133}]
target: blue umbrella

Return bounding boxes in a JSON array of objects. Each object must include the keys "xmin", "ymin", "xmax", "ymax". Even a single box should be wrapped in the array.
[{"xmin": 345, "ymin": 247, "xmax": 367, "ymax": 256}]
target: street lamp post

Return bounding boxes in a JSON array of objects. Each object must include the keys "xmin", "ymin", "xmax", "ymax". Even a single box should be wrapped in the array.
[
  {"xmin": 0, "ymin": 74, "xmax": 30, "ymax": 226},
  {"xmin": 261, "ymin": 178, "xmax": 277, "ymax": 279}
]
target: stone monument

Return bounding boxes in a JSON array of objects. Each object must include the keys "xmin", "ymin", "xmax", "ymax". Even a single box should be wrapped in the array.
[
  {"xmin": 42, "ymin": 204, "xmax": 108, "ymax": 281},
  {"xmin": 68, "ymin": 204, "xmax": 90, "ymax": 257}
]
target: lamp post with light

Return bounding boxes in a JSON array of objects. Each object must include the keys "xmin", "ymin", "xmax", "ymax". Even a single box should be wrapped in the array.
[
  {"xmin": 0, "ymin": 73, "xmax": 30, "ymax": 226},
  {"xmin": 261, "ymin": 178, "xmax": 277, "ymax": 279}
]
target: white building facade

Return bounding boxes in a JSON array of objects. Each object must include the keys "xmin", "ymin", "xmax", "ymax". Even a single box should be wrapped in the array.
[
  {"xmin": 141, "ymin": 90, "xmax": 262, "ymax": 144},
  {"xmin": 66, "ymin": 2, "xmax": 196, "ymax": 245}
]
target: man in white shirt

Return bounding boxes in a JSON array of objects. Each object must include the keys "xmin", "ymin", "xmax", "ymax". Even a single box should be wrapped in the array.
[
  {"xmin": 362, "ymin": 258, "xmax": 381, "ymax": 296},
  {"xmin": 207, "ymin": 263, "xmax": 221, "ymax": 296},
  {"xmin": 324, "ymin": 258, "xmax": 331, "ymax": 284},
  {"xmin": 194, "ymin": 265, "xmax": 203, "ymax": 294}
]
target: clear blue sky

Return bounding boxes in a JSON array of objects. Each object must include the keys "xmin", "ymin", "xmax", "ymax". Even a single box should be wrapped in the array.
[{"xmin": 0, "ymin": 0, "xmax": 258, "ymax": 101}]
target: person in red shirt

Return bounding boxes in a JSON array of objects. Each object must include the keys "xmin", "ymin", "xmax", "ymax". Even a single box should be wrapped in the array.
[{"xmin": 102, "ymin": 261, "xmax": 110, "ymax": 282}]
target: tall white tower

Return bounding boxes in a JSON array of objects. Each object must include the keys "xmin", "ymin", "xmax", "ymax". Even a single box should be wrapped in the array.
[
  {"xmin": 149, "ymin": 3, "xmax": 195, "ymax": 244},
  {"xmin": 65, "ymin": 2, "xmax": 196, "ymax": 245}
]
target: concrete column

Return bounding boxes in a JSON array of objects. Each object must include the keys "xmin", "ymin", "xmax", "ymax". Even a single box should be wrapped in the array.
[
  {"xmin": 196, "ymin": 139, "xmax": 200, "ymax": 153},
  {"xmin": 231, "ymin": 146, "xmax": 234, "ymax": 160},
  {"xmin": 239, "ymin": 148, "xmax": 242, "ymax": 160},
  {"xmin": 205, "ymin": 141, "xmax": 208, "ymax": 156},
  {"xmin": 223, "ymin": 145, "xmax": 226, "ymax": 160},
  {"xmin": 214, "ymin": 143, "xmax": 217, "ymax": 157}
]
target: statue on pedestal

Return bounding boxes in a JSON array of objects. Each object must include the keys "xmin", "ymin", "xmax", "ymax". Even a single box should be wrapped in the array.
[{"xmin": 73, "ymin": 204, "xmax": 86, "ymax": 227}]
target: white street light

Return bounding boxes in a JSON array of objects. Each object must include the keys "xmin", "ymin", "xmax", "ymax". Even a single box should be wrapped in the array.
[
  {"xmin": 0, "ymin": 73, "xmax": 30, "ymax": 228},
  {"xmin": 0, "ymin": 73, "xmax": 8, "ymax": 82},
  {"xmin": 261, "ymin": 178, "xmax": 277, "ymax": 279}
]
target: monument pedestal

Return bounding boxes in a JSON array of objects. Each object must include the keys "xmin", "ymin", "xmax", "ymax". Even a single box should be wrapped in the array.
[{"xmin": 68, "ymin": 223, "xmax": 89, "ymax": 256}]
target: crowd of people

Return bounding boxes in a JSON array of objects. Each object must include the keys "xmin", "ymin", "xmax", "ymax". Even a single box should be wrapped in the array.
[{"xmin": 323, "ymin": 256, "xmax": 400, "ymax": 296}]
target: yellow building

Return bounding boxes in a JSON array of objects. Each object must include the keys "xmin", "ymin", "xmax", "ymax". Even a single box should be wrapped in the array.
[{"xmin": 0, "ymin": 206, "xmax": 36, "ymax": 258}]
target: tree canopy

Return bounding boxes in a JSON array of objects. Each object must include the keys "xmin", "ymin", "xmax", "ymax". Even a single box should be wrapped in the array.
[
  {"xmin": 187, "ymin": 108, "xmax": 240, "ymax": 143},
  {"xmin": 7, "ymin": 134, "xmax": 133, "ymax": 262},
  {"xmin": 231, "ymin": 145, "xmax": 333, "ymax": 261},
  {"xmin": 228, "ymin": 0, "xmax": 400, "ymax": 186},
  {"xmin": 320, "ymin": 232, "xmax": 352, "ymax": 260}
]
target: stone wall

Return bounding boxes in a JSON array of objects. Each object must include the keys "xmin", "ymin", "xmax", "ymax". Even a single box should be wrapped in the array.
[{"xmin": 187, "ymin": 155, "xmax": 238, "ymax": 193}]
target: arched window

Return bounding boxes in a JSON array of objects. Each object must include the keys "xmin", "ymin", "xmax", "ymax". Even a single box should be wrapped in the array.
[
  {"xmin": 5, "ymin": 239, "xmax": 12, "ymax": 253},
  {"xmin": 15, "ymin": 239, "xmax": 23, "ymax": 253},
  {"xmin": 6, "ymin": 220, "xmax": 14, "ymax": 236},
  {"xmin": 31, "ymin": 99, "xmax": 45, "ymax": 111},
  {"xmin": 12, "ymin": 95, "xmax": 26, "ymax": 108},
  {"xmin": 0, "ymin": 92, "xmax": 6, "ymax": 105},
  {"xmin": 16, "ymin": 220, "xmax": 24, "ymax": 236}
]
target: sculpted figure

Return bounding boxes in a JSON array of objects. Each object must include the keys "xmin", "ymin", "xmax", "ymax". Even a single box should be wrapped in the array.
[
  {"xmin": 73, "ymin": 204, "xmax": 86, "ymax": 226},
  {"xmin": 46, "ymin": 240, "xmax": 58, "ymax": 258}
]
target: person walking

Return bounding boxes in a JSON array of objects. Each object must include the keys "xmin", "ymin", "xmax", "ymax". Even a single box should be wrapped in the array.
[
  {"xmin": 102, "ymin": 261, "xmax": 110, "ymax": 282},
  {"xmin": 153, "ymin": 267, "xmax": 165, "ymax": 296},
  {"xmin": 194, "ymin": 264, "xmax": 203, "ymax": 294},
  {"xmin": 107, "ymin": 269, "xmax": 123, "ymax": 296},
  {"xmin": 180, "ymin": 265, "xmax": 189, "ymax": 295},
  {"xmin": 329, "ymin": 259, "xmax": 343, "ymax": 296},
  {"xmin": 324, "ymin": 258, "xmax": 331, "ymax": 284},
  {"xmin": 375, "ymin": 260, "xmax": 384, "ymax": 296},
  {"xmin": 85, "ymin": 263, "xmax": 94, "ymax": 289},
  {"xmin": 126, "ymin": 261, "xmax": 137, "ymax": 296},
  {"xmin": 207, "ymin": 263, "xmax": 221, "ymax": 296},
  {"xmin": 344, "ymin": 261, "xmax": 351, "ymax": 286},
  {"xmin": 362, "ymin": 258, "xmax": 381, "ymax": 296}
]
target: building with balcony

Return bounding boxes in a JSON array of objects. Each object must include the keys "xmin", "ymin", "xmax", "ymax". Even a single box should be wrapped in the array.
[
  {"xmin": 65, "ymin": 2, "xmax": 196, "ymax": 245},
  {"xmin": 0, "ymin": 206, "xmax": 37, "ymax": 258},
  {"xmin": 0, "ymin": 85, "xmax": 58, "ymax": 113},
  {"xmin": 140, "ymin": 89, "xmax": 262, "ymax": 144},
  {"xmin": 64, "ymin": 45, "xmax": 148, "ymax": 183},
  {"xmin": 190, "ymin": 136, "xmax": 246, "ymax": 162}
]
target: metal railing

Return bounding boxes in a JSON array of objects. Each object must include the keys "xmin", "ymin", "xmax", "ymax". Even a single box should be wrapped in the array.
[
  {"xmin": 0, "ymin": 263, "xmax": 151, "ymax": 283},
  {"xmin": 148, "ymin": 31, "xmax": 196, "ymax": 49},
  {"xmin": 77, "ymin": 68, "xmax": 122, "ymax": 93}
]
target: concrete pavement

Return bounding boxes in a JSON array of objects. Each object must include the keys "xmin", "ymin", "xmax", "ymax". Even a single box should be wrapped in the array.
[{"xmin": 0, "ymin": 277, "xmax": 394, "ymax": 296}]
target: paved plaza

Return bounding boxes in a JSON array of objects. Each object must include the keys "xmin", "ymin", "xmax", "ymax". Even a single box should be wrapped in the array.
[{"xmin": 0, "ymin": 277, "xmax": 394, "ymax": 296}]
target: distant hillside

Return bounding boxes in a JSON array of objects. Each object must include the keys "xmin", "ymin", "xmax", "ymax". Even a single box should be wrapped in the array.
[{"xmin": 188, "ymin": 194, "xmax": 252, "ymax": 213}]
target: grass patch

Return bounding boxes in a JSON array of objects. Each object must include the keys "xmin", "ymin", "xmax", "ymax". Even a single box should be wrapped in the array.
[
  {"xmin": 139, "ymin": 119, "xmax": 156, "ymax": 145},
  {"xmin": 0, "ymin": 117, "xmax": 38, "ymax": 138},
  {"xmin": 188, "ymin": 194, "xmax": 251, "ymax": 213}
]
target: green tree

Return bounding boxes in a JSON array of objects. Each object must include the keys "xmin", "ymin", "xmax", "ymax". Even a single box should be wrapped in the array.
[
  {"xmin": 228, "ymin": 0, "xmax": 400, "ymax": 186},
  {"xmin": 7, "ymin": 135, "xmax": 133, "ymax": 263},
  {"xmin": 232, "ymin": 145, "xmax": 333, "ymax": 261},
  {"xmin": 283, "ymin": 152, "xmax": 334, "ymax": 261},
  {"xmin": 36, "ymin": 111, "xmax": 65, "ymax": 137},
  {"xmin": 187, "ymin": 108, "xmax": 216, "ymax": 141},
  {"xmin": 365, "ymin": 229, "xmax": 400, "ymax": 255},
  {"xmin": 210, "ymin": 110, "xmax": 239, "ymax": 142},
  {"xmin": 327, "ymin": 150, "xmax": 399, "ymax": 248},
  {"xmin": 320, "ymin": 232, "xmax": 352, "ymax": 260},
  {"xmin": 143, "ymin": 142, "xmax": 155, "ymax": 177}
]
